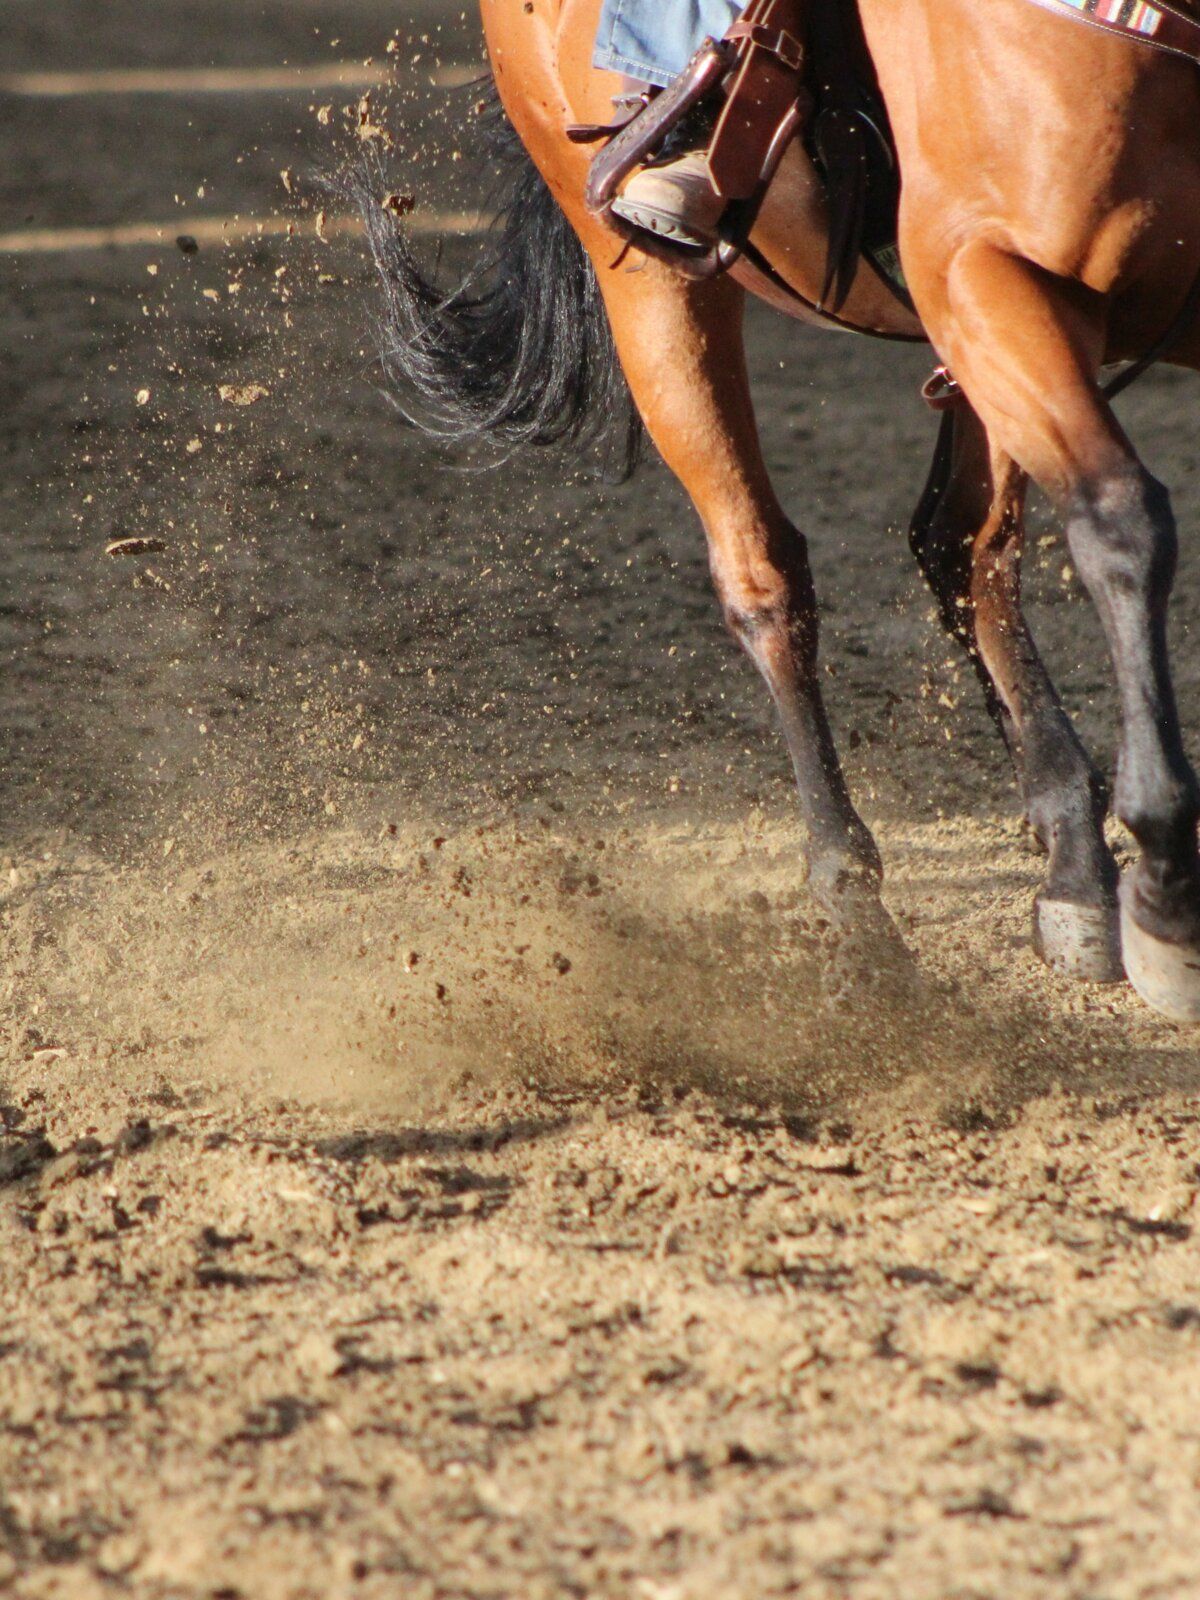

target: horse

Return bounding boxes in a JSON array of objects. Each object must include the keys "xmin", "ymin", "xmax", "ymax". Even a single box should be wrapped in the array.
[{"xmin": 360, "ymin": 0, "xmax": 1200, "ymax": 1022}]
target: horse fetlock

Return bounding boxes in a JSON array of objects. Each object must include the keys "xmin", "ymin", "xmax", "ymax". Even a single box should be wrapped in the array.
[
  {"xmin": 1114, "ymin": 773, "xmax": 1200, "ymax": 863},
  {"xmin": 1115, "ymin": 788, "xmax": 1200, "ymax": 953},
  {"xmin": 1029, "ymin": 790, "xmax": 1118, "ymax": 906},
  {"xmin": 1122, "ymin": 848, "xmax": 1200, "ymax": 948}
]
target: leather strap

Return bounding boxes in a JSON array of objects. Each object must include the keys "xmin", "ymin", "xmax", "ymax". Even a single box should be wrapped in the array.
[
  {"xmin": 707, "ymin": 0, "xmax": 807, "ymax": 200},
  {"xmin": 1023, "ymin": 0, "xmax": 1200, "ymax": 65},
  {"xmin": 730, "ymin": 242, "xmax": 925, "ymax": 339}
]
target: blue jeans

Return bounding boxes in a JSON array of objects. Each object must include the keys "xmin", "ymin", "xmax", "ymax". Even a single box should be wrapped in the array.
[{"xmin": 593, "ymin": 0, "xmax": 746, "ymax": 88}]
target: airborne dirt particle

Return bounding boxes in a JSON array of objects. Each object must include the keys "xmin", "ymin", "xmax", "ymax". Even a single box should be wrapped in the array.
[
  {"xmin": 217, "ymin": 381, "xmax": 270, "ymax": 406},
  {"xmin": 105, "ymin": 535, "xmax": 169, "ymax": 557}
]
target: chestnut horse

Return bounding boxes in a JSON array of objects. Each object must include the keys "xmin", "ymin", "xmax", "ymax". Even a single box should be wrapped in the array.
[{"xmin": 365, "ymin": 0, "xmax": 1200, "ymax": 1020}]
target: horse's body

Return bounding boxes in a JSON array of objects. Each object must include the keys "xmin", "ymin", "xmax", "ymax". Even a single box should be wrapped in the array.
[{"xmin": 372, "ymin": 0, "xmax": 1200, "ymax": 1018}]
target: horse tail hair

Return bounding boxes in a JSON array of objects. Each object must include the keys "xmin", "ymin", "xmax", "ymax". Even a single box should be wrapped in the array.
[{"xmin": 350, "ymin": 86, "xmax": 643, "ymax": 475}]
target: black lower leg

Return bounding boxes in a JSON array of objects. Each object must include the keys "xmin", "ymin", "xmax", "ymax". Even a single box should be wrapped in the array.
[
  {"xmin": 1066, "ymin": 468, "xmax": 1200, "ymax": 943},
  {"xmin": 713, "ymin": 520, "xmax": 883, "ymax": 914},
  {"xmin": 910, "ymin": 409, "xmax": 1116, "ymax": 910}
]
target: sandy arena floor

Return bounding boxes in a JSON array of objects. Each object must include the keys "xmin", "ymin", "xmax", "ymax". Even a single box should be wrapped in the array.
[{"xmin": 3, "ymin": 4, "xmax": 1200, "ymax": 1597}]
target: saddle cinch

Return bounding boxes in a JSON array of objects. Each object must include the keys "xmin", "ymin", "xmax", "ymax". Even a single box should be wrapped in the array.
[{"xmin": 568, "ymin": 0, "xmax": 914, "ymax": 331}]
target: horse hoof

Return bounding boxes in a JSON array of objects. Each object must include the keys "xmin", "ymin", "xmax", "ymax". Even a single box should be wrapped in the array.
[
  {"xmin": 821, "ymin": 912, "xmax": 922, "ymax": 1012},
  {"xmin": 1120, "ymin": 900, "xmax": 1200, "ymax": 1022},
  {"xmin": 1033, "ymin": 896, "xmax": 1123, "ymax": 984}
]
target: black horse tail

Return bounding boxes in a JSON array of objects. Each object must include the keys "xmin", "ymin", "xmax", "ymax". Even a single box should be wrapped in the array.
[{"xmin": 352, "ymin": 87, "xmax": 643, "ymax": 475}]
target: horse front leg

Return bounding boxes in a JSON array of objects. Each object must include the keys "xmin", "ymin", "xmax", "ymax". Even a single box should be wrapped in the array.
[
  {"xmin": 595, "ymin": 258, "xmax": 913, "ymax": 991},
  {"xmin": 1066, "ymin": 469, "xmax": 1200, "ymax": 1017},
  {"xmin": 924, "ymin": 238, "xmax": 1200, "ymax": 1019},
  {"xmin": 909, "ymin": 401, "xmax": 1120, "ymax": 980}
]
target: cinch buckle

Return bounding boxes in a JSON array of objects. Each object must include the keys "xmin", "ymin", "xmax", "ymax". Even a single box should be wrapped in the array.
[{"xmin": 921, "ymin": 365, "xmax": 963, "ymax": 411}]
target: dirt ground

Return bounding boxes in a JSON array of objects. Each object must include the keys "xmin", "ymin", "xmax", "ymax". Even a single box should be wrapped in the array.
[{"xmin": 4, "ymin": 4, "xmax": 1200, "ymax": 1598}]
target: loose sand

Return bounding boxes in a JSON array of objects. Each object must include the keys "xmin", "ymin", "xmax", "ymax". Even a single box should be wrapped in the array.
[{"xmin": 3, "ymin": 4, "xmax": 1200, "ymax": 1596}]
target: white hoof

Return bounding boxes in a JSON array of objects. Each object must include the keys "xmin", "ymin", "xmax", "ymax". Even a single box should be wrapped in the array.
[
  {"xmin": 1033, "ymin": 897, "xmax": 1123, "ymax": 983},
  {"xmin": 1120, "ymin": 899, "xmax": 1200, "ymax": 1023}
]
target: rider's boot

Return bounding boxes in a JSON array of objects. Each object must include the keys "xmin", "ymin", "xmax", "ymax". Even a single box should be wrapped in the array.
[{"xmin": 613, "ymin": 146, "xmax": 726, "ymax": 250}]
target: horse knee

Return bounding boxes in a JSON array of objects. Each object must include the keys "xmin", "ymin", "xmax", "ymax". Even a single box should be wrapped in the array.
[
  {"xmin": 718, "ymin": 582, "xmax": 800, "ymax": 645},
  {"xmin": 1066, "ymin": 468, "xmax": 1177, "ymax": 607}
]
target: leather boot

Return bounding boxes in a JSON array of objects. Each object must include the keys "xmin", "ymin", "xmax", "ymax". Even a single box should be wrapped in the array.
[{"xmin": 612, "ymin": 148, "xmax": 726, "ymax": 250}]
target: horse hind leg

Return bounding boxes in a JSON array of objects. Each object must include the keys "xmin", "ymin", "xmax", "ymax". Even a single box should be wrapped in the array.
[
  {"xmin": 927, "ymin": 239, "xmax": 1200, "ymax": 1019},
  {"xmin": 909, "ymin": 400, "xmax": 1120, "ymax": 981},
  {"xmin": 594, "ymin": 258, "xmax": 915, "ymax": 994}
]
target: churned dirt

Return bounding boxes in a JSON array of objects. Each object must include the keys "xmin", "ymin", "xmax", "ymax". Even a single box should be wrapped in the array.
[{"xmin": 4, "ymin": 4, "xmax": 1200, "ymax": 1598}]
